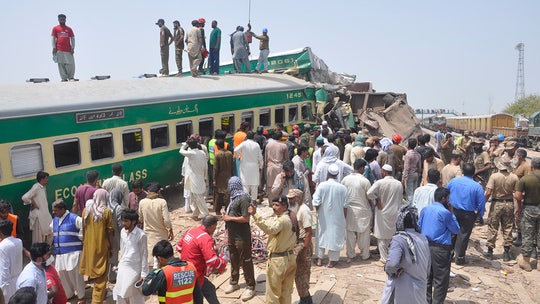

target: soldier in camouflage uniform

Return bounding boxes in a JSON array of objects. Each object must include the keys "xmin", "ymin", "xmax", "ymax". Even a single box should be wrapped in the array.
[
  {"xmin": 483, "ymin": 158, "xmax": 518, "ymax": 261},
  {"xmin": 514, "ymin": 157, "xmax": 540, "ymax": 271}
]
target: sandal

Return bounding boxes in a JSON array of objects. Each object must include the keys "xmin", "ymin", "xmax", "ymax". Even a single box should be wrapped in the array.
[
  {"xmin": 77, "ymin": 298, "xmax": 86, "ymax": 304},
  {"xmin": 315, "ymin": 258, "xmax": 323, "ymax": 267},
  {"xmin": 326, "ymin": 261, "xmax": 338, "ymax": 268}
]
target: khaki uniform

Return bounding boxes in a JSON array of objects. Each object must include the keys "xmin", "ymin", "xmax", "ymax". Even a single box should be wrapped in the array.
[
  {"xmin": 474, "ymin": 151, "xmax": 491, "ymax": 187},
  {"xmin": 441, "ymin": 163, "xmax": 463, "ymax": 187},
  {"xmin": 421, "ymin": 158, "xmax": 444, "ymax": 186},
  {"xmin": 173, "ymin": 26, "xmax": 184, "ymax": 73},
  {"xmin": 252, "ymin": 212, "xmax": 297, "ymax": 304},
  {"xmin": 486, "ymin": 171, "xmax": 519, "ymax": 248}
]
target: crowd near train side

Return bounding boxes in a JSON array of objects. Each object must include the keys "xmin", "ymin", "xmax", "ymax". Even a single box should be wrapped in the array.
[{"xmin": 1, "ymin": 13, "xmax": 540, "ymax": 304}]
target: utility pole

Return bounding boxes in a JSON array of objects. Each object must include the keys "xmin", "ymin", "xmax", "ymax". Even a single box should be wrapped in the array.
[{"xmin": 515, "ymin": 42, "xmax": 525, "ymax": 101}]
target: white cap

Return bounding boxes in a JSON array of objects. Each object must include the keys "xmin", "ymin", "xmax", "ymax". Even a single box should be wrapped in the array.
[
  {"xmin": 328, "ymin": 163, "xmax": 339, "ymax": 175},
  {"xmin": 382, "ymin": 164, "xmax": 393, "ymax": 172},
  {"xmin": 322, "ymin": 120, "xmax": 328, "ymax": 126}
]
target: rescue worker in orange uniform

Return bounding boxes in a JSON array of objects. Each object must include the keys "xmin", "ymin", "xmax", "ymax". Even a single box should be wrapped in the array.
[{"xmin": 142, "ymin": 240, "xmax": 203, "ymax": 304}]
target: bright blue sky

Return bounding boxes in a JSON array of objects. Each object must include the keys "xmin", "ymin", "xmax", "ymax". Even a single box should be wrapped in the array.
[{"xmin": 1, "ymin": 1, "xmax": 539, "ymax": 115}]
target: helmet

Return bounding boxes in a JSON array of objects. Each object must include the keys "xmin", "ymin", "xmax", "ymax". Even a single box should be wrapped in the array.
[
  {"xmin": 497, "ymin": 133, "xmax": 504, "ymax": 141},
  {"xmin": 392, "ymin": 133, "xmax": 402, "ymax": 144},
  {"xmin": 262, "ymin": 28, "xmax": 268, "ymax": 33},
  {"xmin": 293, "ymin": 124, "xmax": 299, "ymax": 130},
  {"xmin": 198, "ymin": 18, "xmax": 206, "ymax": 23}
]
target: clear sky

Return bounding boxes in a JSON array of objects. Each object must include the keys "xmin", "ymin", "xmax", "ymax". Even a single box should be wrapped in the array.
[{"xmin": 1, "ymin": 1, "xmax": 539, "ymax": 115}]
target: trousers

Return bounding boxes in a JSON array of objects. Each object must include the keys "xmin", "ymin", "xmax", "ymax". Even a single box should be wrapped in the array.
[
  {"xmin": 427, "ymin": 245, "xmax": 452, "ymax": 304},
  {"xmin": 521, "ymin": 205, "xmax": 540, "ymax": 257},
  {"xmin": 486, "ymin": 201, "xmax": 514, "ymax": 248},
  {"xmin": 346, "ymin": 230, "xmax": 371, "ymax": 260},
  {"xmin": 266, "ymin": 254, "xmax": 297, "ymax": 304},
  {"xmin": 454, "ymin": 208, "xmax": 477, "ymax": 259},
  {"xmin": 295, "ymin": 243, "xmax": 312, "ymax": 298},
  {"xmin": 228, "ymin": 238, "xmax": 256, "ymax": 288},
  {"xmin": 160, "ymin": 46, "xmax": 169, "ymax": 75}
]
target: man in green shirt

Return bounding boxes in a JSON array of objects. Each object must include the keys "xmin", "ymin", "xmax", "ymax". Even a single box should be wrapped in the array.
[{"xmin": 208, "ymin": 20, "xmax": 221, "ymax": 75}]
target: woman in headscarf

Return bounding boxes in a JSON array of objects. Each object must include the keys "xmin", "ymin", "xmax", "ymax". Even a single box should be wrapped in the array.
[
  {"xmin": 350, "ymin": 134, "xmax": 366, "ymax": 165},
  {"xmin": 80, "ymin": 189, "xmax": 114, "ymax": 303},
  {"xmin": 108, "ymin": 189, "xmax": 125, "ymax": 283},
  {"xmin": 312, "ymin": 147, "xmax": 353, "ymax": 185},
  {"xmin": 381, "ymin": 205, "xmax": 430, "ymax": 304}
]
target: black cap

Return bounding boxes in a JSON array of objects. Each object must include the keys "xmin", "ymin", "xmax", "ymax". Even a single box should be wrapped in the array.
[{"xmin": 155, "ymin": 18, "xmax": 164, "ymax": 25}]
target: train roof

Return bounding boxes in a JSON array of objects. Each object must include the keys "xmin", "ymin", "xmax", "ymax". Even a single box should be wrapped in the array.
[
  {"xmin": 446, "ymin": 113, "xmax": 513, "ymax": 120},
  {"xmin": 0, "ymin": 73, "xmax": 312, "ymax": 119}
]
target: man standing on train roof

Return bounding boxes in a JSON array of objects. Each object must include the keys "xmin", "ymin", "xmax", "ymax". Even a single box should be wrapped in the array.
[
  {"xmin": 208, "ymin": 20, "xmax": 221, "ymax": 75},
  {"xmin": 51, "ymin": 14, "xmax": 76, "ymax": 81},
  {"xmin": 156, "ymin": 18, "xmax": 173, "ymax": 76},
  {"xmin": 172, "ymin": 20, "xmax": 185, "ymax": 75},
  {"xmin": 230, "ymin": 26, "xmax": 251, "ymax": 73},
  {"xmin": 186, "ymin": 19, "xmax": 203, "ymax": 77},
  {"xmin": 197, "ymin": 18, "xmax": 207, "ymax": 73},
  {"xmin": 22, "ymin": 171, "xmax": 53, "ymax": 244},
  {"xmin": 102, "ymin": 163, "xmax": 129, "ymax": 208},
  {"xmin": 250, "ymin": 27, "xmax": 270, "ymax": 73}
]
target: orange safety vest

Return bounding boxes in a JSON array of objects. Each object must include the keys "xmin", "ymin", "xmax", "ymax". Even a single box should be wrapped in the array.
[
  {"xmin": 159, "ymin": 261, "xmax": 197, "ymax": 304},
  {"xmin": 7, "ymin": 213, "xmax": 17, "ymax": 237}
]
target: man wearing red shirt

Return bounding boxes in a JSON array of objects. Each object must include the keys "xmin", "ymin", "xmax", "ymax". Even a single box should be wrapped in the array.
[
  {"xmin": 177, "ymin": 215, "xmax": 227, "ymax": 304},
  {"xmin": 51, "ymin": 14, "xmax": 75, "ymax": 81}
]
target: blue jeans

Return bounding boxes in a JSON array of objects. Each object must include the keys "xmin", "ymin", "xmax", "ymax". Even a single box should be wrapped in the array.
[{"xmin": 208, "ymin": 48, "xmax": 220, "ymax": 74}]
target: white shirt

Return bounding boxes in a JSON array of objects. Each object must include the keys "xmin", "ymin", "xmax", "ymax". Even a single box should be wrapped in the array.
[
  {"xmin": 50, "ymin": 211, "xmax": 83, "ymax": 271},
  {"xmin": 367, "ymin": 176, "xmax": 404, "ymax": 239},
  {"xmin": 0, "ymin": 236, "xmax": 23, "ymax": 300},
  {"xmin": 412, "ymin": 183, "xmax": 438, "ymax": 213},
  {"xmin": 341, "ymin": 173, "xmax": 372, "ymax": 233},
  {"xmin": 113, "ymin": 227, "xmax": 148, "ymax": 299},
  {"xmin": 17, "ymin": 262, "xmax": 47, "ymax": 304},
  {"xmin": 102, "ymin": 175, "xmax": 130, "ymax": 207},
  {"xmin": 22, "ymin": 183, "xmax": 53, "ymax": 234},
  {"xmin": 180, "ymin": 147, "xmax": 208, "ymax": 194},
  {"xmin": 234, "ymin": 140, "xmax": 263, "ymax": 186}
]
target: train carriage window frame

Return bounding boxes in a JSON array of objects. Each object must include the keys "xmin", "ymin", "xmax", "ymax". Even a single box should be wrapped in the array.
[
  {"xmin": 241, "ymin": 111, "xmax": 254, "ymax": 128},
  {"xmin": 176, "ymin": 121, "xmax": 193, "ymax": 145},
  {"xmin": 259, "ymin": 108, "xmax": 271, "ymax": 127},
  {"xmin": 301, "ymin": 103, "xmax": 312, "ymax": 121},
  {"xmin": 10, "ymin": 143, "xmax": 44, "ymax": 178},
  {"xmin": 220, "ymin": 114, "xmax": 235, "ymax": 136},
  {"xmin": 150, "ymin": 124, "xmax": 169, "ymax": 150},
  {"xmin": 53, "ymin": 138, "xmax": 81, "ymax": 169},
  {"xmin": 122, "ymin": 128, "xmax": 144, "ymax": 155},
  {"xmin": 275, "ymin": 106, "xmax": 285, "ymax": 125},
  {"xmin": 288, "ymin": 105, "xmax": 298, "ymax": 123},
  {"xmin": 90, "ymin": 133, "xmax": 114, "ymax": 161},
  {"xmin": 198, "ymin": 118, "xmax": 214, "ymax": 140}
]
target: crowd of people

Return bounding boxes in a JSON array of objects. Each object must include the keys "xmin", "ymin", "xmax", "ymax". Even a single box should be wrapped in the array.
[
  {"xmin": 156, "ymin": 17, "xmax": 269, "ymax": 77},
  {"xmin": 1, "ymin": 121, "xmax": 539, "ymax": 304}
]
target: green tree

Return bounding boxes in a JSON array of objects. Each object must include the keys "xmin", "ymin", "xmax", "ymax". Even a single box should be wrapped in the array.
[{"xmin": 503, "ymin": 94, "xmax": 540, "ymax": 117}]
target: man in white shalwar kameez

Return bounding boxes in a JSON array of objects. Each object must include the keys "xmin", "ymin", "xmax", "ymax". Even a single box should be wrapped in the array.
[
  {"xmin": 22, "ymin": 171, "xmax": 53, "ymax": 244},
  {"xmin": 367, "ymin": 164, "xmax": 404, "ymax": 265},
  {"xmin": 341, "ymin": 159, "xmax": 373, "ymax": 262},
  {"xmin": 180, "ymin": 139, "xmax": 209, "ymax": 219},
  {"xmin": 234, "ymin": 132, "xmax": 263, "ymax": 201},
  {"xmin": 313, "ymin": 147, "xmax": 353, "ymax": 186},
  {"xmin": 113, "ymin": 209, "xmax": 148, "ymax": 304},
  {"xmin": 313, "ymin": 164, "xmax": 349, "ymax": 268}
]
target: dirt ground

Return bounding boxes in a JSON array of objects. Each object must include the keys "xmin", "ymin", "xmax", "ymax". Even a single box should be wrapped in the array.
[{"xmin": 77, "ymin": 190, "xmax": 540, "ymax": 304}]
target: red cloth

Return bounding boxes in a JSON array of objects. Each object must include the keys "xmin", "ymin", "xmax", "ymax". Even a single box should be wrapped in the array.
[
  {"xmin": 51, "ymin": 25, "xmax": 74, "ymax": 52},
  {"xmin": 176, "ymin": 225, "xmax": 227, "ymax": 285},
  {"xmin": 46, "ymin": 265, "xmax": 68, "ymax": 304}
]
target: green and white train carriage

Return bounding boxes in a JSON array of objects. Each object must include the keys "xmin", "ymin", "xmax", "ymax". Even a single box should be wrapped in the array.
[{"xmin": 0, "ymin": 73, "xmax": 317, "ymax": 237}]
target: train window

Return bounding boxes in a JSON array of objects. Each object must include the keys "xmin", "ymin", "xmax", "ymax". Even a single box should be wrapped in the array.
[
  {"xmin": 151, "ymin": 124, "xmax": 169, "ymax": 149},
  {"xmin": 176, "ymin": 121, "xmax": 193, "ymax": 144},
  {"xmin": 53, "ymin": 138, "xmax": 81, "ymax": 168},
  {"xmin": 90, "ymin": 133, "xmax": 114, "ymax": 161},
  {"xmin": 260, "ymin": 108, "xmax": 271, "ymax": 127},
  {"xmin": 221, "ymin": 114, "xmax": 234, "ymax": 135},
  {"xmin": 10, "ymin": 143, "xmax": 44, "ymax": 178},
  {"xmin": 289, "ymin": 105, "xmax": 298, "ymax": 123},
  {"xmin": 242, "ymin": 111, "xmax": 253, "ymax": 128},
  {"xmin": 199, "ymin": 118, "xmax": 214, "ymax": 139},
  {"xmin": 302, "ymin": 103, "xmax": 313, "ymax": 120},
  {"xmin": 123, "ymin": 129, "xmax": 143, "ymax": 155},
  {"xmin": 275, "ymin": 107, "xmax": 285, "ymax": 125}
]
